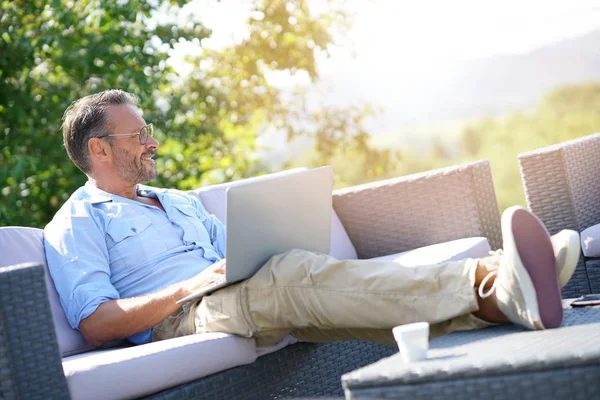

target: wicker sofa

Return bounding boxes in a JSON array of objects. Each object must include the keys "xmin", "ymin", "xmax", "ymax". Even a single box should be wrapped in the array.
[
  {"xmin": 519, "ymin": 132, "xmax": 600, "ymax": 297},
  {"xmin": 0, "ymin": 160, "xmax": 502, "ymax": 400}
]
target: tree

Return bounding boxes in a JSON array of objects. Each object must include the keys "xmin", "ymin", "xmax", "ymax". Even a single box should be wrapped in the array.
[
  {"xmin": 1, "ymin": 0, "xmax": 211, "ymax": 226},
  {"xmin": 1, "ymin": 0, "xmax": 387, "ymax": 227}
]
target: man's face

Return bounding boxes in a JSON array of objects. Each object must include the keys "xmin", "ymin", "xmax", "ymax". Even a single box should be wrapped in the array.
[{"xmin": 105, "ymin": 104, "xmax": 159, "ymax": 185}]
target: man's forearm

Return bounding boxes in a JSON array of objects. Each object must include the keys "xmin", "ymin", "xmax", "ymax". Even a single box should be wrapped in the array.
[
  {"xmin": 79, "ymin": 260, "xmax": 225, "ymax": 347},
  {"xmin": 79, "ymin": 282, "xmax": 186, "ymax": 347}
]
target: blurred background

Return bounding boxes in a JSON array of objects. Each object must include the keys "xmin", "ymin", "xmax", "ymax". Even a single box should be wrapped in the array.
[{"xmin": 2, "ymin": 0, "xmax": 600, "ymax": 227}]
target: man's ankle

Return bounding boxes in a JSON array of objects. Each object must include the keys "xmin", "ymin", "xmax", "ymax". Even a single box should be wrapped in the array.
[
  {"xmin": 473, "ymin": 292, "xmax": 509, "ymax": 323},
  {"xmin": 474, "ymin": 257, "xmax": 497, "ymax": 289}
]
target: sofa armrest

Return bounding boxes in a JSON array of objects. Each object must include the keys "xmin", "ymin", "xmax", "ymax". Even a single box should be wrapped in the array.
[
  {"xmin": 0, "ymin": 263, "xmax": 70, "ymax": 399},
  {"xmin": 332, "ymin": 160, "xmax": 501, "ymax": 259},
  {"xmin": 518, "ymin": 134, "xmax": 600, "ymax": 297},
  {"xmin": 518, "ymin": 132, "xmax": 600, "ymax": 235}
]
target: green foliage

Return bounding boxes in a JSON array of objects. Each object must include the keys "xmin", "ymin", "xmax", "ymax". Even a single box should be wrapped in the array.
[
  {"xmin": 457, "ymin": 83, "xmax": 600, "ymax": 210},
  {"xmin": 314, "ymin": 82, "xmax": 600, "ymax": 212},
  {"xmin": 1, "ymin": 0, "xmax": 386, "ymax": 228},
  {"xmin": 1, "ymin": 0, "xmax": 210, "ymax": 226},
  {"xmin": 432, "ymin": 83, "xmax": 600, "ymax": 211},
  {"xmin": 6, "ymin": 0, "xmax": 594, "ymax": 229}
]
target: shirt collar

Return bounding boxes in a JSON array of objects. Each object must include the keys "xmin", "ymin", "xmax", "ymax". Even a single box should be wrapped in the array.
[
  {"xmin": 83, "ymin": 182, "xmax": 166, "ymax": 204},
  {"xmin": 83, "ymin": 182, "xmax": 114, "ymax": 204},
  {"xmin": 137, "ymin": 184, "xmax": 163, "ymax": 198}
]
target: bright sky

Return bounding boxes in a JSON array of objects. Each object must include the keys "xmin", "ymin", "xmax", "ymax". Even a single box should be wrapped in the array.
[
  {"xmin": 168, "ymin": 0, "xmax": 600, "ymax": 149},
  {"xmin": 350, "ymin": 0, "xmax": 600, "ymax": 60},
  {"xmin": 175, "ymin": 0, "xmax": 600, "ymax": 69},
  {"xmin": 332, "ymin": 0, "xmax": 600, "ymax": 86}
]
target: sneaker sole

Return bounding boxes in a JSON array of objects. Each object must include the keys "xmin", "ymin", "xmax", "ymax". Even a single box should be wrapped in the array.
[{"xmin": 509, "ymin": 208, "xmax": 563, "ymax": 329}]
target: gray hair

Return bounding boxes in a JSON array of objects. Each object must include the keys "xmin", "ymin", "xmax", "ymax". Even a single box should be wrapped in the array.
[{"xmin": 62, "ymin": 89, "xmax": 139, "ymax": 173}]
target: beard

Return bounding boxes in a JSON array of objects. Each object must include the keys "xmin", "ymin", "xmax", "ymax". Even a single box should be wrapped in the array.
[{"xmin": 111, "ymin": 145, "xmax": 157, "ymax": 185}]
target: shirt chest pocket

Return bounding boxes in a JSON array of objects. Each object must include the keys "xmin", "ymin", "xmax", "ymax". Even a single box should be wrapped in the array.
[
  {"xmin": 107, "ymin": 216, "xmax": 152, "ymax": 243},
  {"xmin": 106, "ymin": 215, "xmax": 167, "ymax": 267},
  {"xmin": 172, "ymin": 204, "xmax": 213, "ymax": 245}
]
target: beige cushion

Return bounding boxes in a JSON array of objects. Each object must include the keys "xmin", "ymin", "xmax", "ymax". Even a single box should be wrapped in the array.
[
  {"xmin": 63, "ymin": 333, "xmax": 257, "ymax": 400},
  {"xmin": 369, "ymin": 237, "xmax": 491, "ymax": 265}
]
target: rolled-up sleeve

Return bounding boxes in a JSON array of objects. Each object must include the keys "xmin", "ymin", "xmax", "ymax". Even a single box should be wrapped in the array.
[{"xmin": 44, "ymin": 205, "xmax": 120, "ymax": 330}]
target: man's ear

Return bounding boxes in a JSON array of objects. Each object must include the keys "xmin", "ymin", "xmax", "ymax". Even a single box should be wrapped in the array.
[{"xmin": 88, "ymin": 137, "xmax": 111, "ymax": 164}]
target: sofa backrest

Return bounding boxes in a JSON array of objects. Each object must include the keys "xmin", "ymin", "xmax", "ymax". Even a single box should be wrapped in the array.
[
  {"xmin": 0, "ymin": 227, "xmax": 95, "ymax": 357},
  {"xmin": 188, "ymin": 168, "xmax": 357, "ymax": 260}
]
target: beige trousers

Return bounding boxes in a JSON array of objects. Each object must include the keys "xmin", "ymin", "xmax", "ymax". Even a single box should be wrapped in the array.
[{"xmin": 152, "ymin": 249, "xmax": 491, "ymax": 346}]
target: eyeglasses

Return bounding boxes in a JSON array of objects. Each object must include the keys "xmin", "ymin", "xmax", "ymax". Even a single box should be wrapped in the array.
[{"xmin": 97, "ymin": 123, "xmax": 154, "ymax": 145}]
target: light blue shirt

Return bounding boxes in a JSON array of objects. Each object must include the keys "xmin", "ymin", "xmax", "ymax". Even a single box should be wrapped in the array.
[{"xmin": 44, "ymin": 182, "xmax": 226, "ymax": 344}]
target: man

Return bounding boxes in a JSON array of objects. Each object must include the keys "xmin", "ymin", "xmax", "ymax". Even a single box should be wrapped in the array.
[{"xmin": 44, "ymin": 89, "xmax": 580, "ymax": 349}]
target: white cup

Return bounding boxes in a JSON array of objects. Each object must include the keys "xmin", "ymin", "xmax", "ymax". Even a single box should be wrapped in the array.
[{"xmin": 392, "ymin": 322, "xmax": 430, "ymax": 362}]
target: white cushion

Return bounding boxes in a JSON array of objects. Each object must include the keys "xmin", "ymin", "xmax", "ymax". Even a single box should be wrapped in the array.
[
  {"xmin": 63, "ymin": 333, "xmax": 257, "ymax": 400},
  {"xmin": 581, "ymin": 224, "xmax": 600, "ymax": 257},
  {"xmin": 329, "ymin": 210, "xmax": 357, "ymax": 260},
  {"xmin": 0, "ymin": 227, "xmax": 95, "ymax": 357},
  {"xmin": 255, "ymin": 333, "xmax": 299, "ymax": 357},
  {"xmin": 369, "ymin": 237, "xmax": 491, "ymax": 266},
  {"xmin": 188, "ymin": 168, "xmax": 358, "ymax": 260}
]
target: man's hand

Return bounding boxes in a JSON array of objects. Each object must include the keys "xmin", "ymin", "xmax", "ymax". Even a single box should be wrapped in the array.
[{"xmin": 180, "ymin": 258, "xmax": 226, "ymax": 298}]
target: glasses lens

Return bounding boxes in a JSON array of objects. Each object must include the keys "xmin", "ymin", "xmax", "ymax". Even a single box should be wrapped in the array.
[{"xmin": 140, "ymin": 125, "xmax": 149, "ymax": 144}]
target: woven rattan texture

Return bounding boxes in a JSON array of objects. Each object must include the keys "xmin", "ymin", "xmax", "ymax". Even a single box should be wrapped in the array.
[
  {"xmin": 584, "ymin": 258, "xmax": 600, "ymax": 293},
  {"xmin": 519, "ymin": 133, "xmax": 600, "ymax": 232},
  {"xmin": 147, "ymin": 341, "xmax": 395, "ymax": 400},
  {"xmin": 426, "ymin": 306, "xmax": 600, "ymax": 348},
  {"xmin": 555, "ymin": 254, "xmax": 591, "ymax": 298},
  {"xmin": 344, "ymin": 308, "xmax": 600, "ymax": 388},
  {"xmin": 345, "ymin": 365, "xmax": 600, "ymax": 400},
  {"xmin": 0, "ymin": 263, "xmax": 70, "ymax": 400},
  {"xmin": 519, "ymin": 148, "xmax": 578, "ymax": 234},
  {"xmin": 517, "ymin": 136, "xmax": 600, "ymax": 296},
  {"xmin": 333, "ymin": 161, "xmax": 502, "ymax": 259},
  {"xmin": 563, "ymin": 134, "xmax": 600, "ymax": 230},
  {"xmin": 562, "ymin": 257, "xmax": 592, "ymax": 298},
  {"xmin": 469, "ymin": 161, "xmax": 502, "ymax": 250},
  {"xmin": 344, "ymin": 308, "xmax": 600, "ymax": 399}
]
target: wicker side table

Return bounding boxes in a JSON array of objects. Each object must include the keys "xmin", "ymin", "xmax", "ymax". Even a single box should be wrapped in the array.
[{"xmin": 342, "ymin": 308, "xmax": 600, "ymax": 400}]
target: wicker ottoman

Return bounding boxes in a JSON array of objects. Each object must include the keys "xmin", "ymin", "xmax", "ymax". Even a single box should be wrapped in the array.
[{"xmin": 342, "ymin": 308, "xmax": 600, "ymax": 399}]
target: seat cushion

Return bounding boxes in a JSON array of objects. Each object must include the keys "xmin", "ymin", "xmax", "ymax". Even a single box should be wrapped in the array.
[
  {"xmin": 63, "ymin": 333, "xmax": 257, "ymax": 400},
  {"xmin": 369, "ymin": 237, "xmax": 491, "ymax": 266},
  {"xmin": 188, "ymin": 168, "xmax": 358, "ymax": 260},
  {"xmin": 581, "ymin": 223, "xmax": 600, "ymax": 257},
  {"xmin": 0, "ymin": 226, "xmax": 95, "ymax": 357}
]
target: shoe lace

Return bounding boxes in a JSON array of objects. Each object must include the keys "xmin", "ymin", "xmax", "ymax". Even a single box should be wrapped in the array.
[{"xmin": 478, "ymin": 250, "xmax": 502, "ymax": 299}]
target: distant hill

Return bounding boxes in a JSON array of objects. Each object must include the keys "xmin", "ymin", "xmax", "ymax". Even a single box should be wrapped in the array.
[
  {"xmin": 427, "ymin": 28, "xmax": 600, "ymax": 121},
  {"xmin": 263, "ymin": 28, "xmax": 600, "ymax": 165}
]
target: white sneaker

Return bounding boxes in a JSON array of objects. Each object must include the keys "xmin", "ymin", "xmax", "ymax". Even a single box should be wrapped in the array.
[
  {"xmin": 482, "ymin": 206, "xmax": 563, "ymax": 330},
  {"xmin": 551, "ymin": 230, "xmax": 581, "ymax": 288},
  {"xmin": 483, "ymin": 230, "xmax": 580, "ymax": 289}
]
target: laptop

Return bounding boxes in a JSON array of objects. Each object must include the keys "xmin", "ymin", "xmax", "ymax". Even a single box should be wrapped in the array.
[{"xmin": 176, "ymin": 166, "xmax": 333, "ymax": 304}]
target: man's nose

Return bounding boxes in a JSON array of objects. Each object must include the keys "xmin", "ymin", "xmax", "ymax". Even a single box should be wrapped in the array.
[{"xmin": 146, "ymin": 135, "xmax": 159, "ymax": 149}]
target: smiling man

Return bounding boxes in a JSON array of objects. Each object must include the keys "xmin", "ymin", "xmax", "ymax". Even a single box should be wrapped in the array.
[
  {"xmin": 44, "ymin": 90, "xmax": 228, "ymax": 345},
  {"xmin": 44, "ymin": 89, "xmax": 580, "ymax": 350}
]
